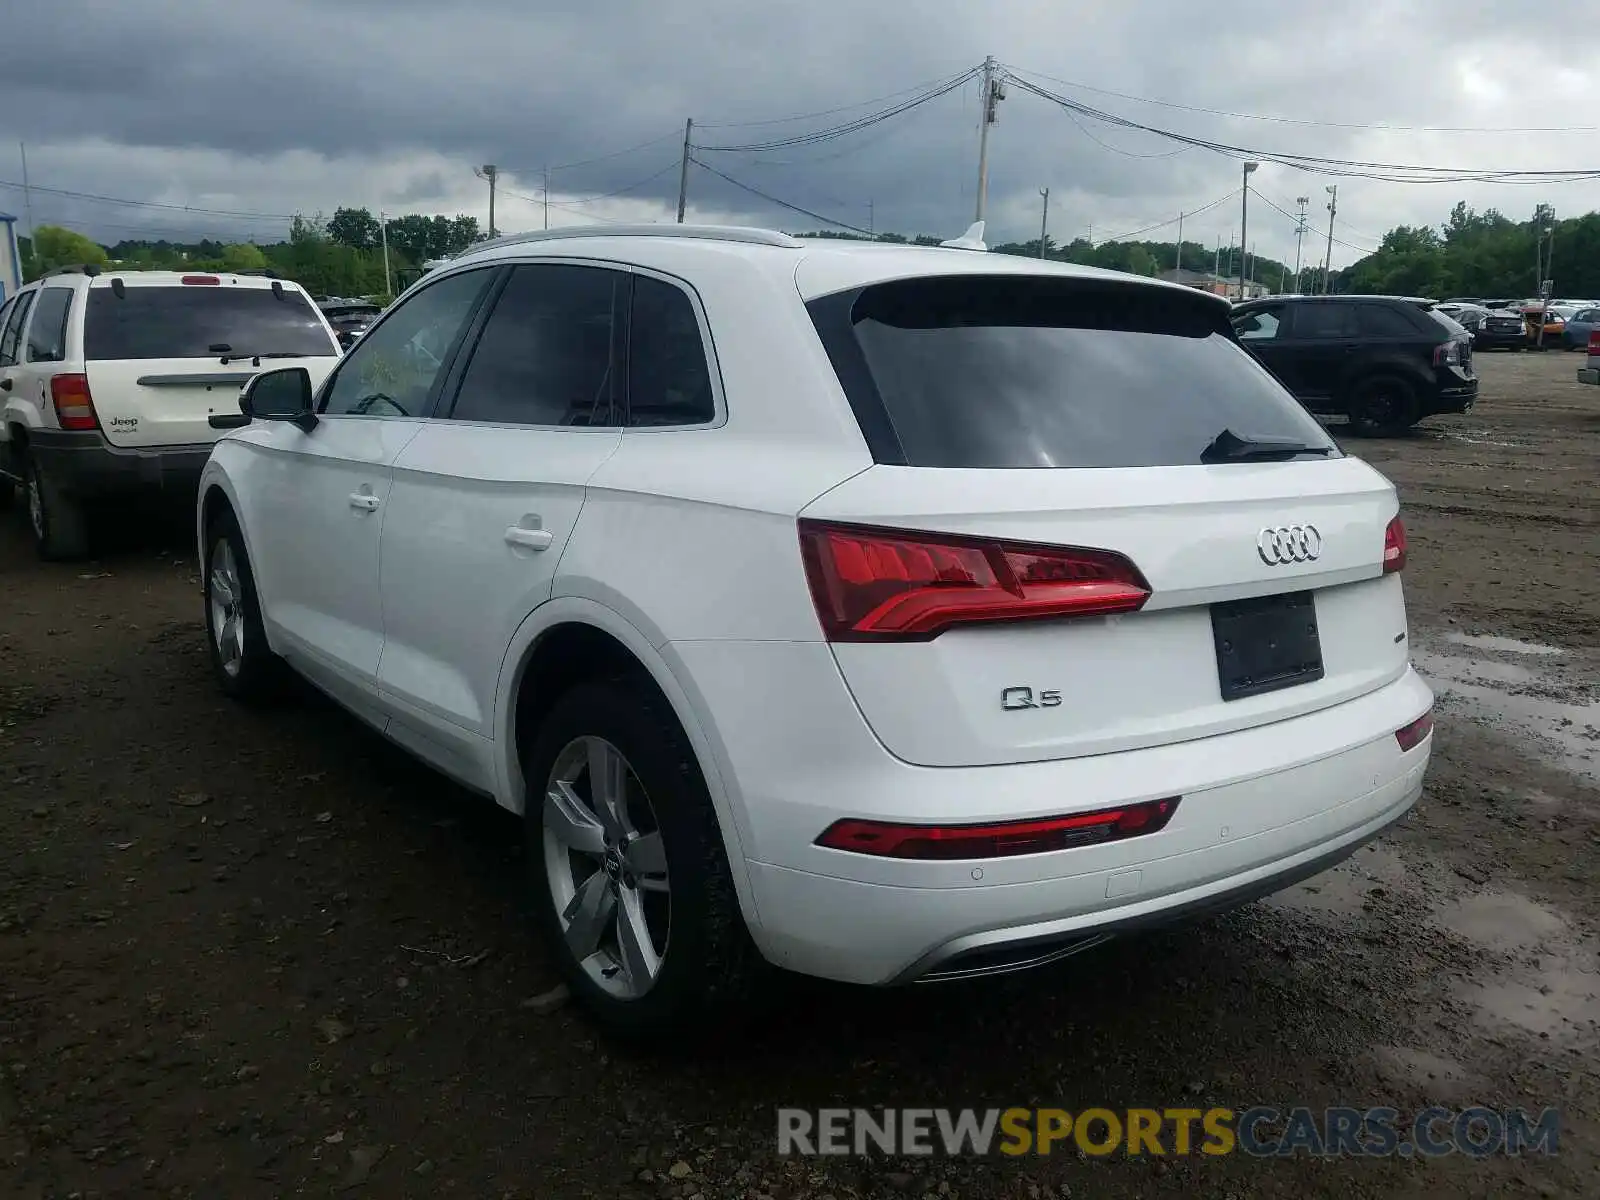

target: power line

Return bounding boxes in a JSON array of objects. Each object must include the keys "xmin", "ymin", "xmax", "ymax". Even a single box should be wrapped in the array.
[
  {"xmin": 1004, "ymin": 62, "xmax": 1600, "ymax": 134},
  {"xmin": 696, "ymin": 71, "xmax": 983, "ymax": 130},
  {"xmin": 1095, "ymin": 187, "xmax": 1240, "ymax": 244},
  {"xmin": 501, "ymin": 129, "xmax": 683, "ymax": 178},
  {"xmin": 1003, "ymin": 70, "xmax": 1600, "ymax": 185},
  {"xmin": 0, "ymin": 177, "xmax": 296, "ymax": 220},
  {"xmin": 696, "ymin": 68, "xmax": 980, "ymax": 153},
  {"xmin": 688, "ymin": 157, "xmax": 872, "ymax": 236},
  {"xmin": 557, "ymin": 159, "xmax": 682, "ymax": 205}
]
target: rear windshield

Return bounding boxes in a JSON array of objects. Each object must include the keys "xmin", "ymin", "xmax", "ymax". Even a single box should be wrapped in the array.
[
  {"xmin": 85, "ymin": 285, "xmax": 336, "ymax": 361},
  {"xmin": 809, "ymin": 275, "xmax": 1336, "ymax": 469}
]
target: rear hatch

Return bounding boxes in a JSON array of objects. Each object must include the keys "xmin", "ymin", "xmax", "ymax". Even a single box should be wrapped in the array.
[
  {"xmin": 800, "ymin": 272, "xmax": 1411, "ymax": 768},
  {"xmin": 84, "ymin": 275, "xmax": 341, "ymax": 447}
]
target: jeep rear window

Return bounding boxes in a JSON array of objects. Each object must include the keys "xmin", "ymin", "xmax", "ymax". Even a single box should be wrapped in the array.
[
  {"xmin": 807, "ymin": 275, "xmax": 1335, "ymax": 469},
  {"xmin": 85, "ymin": 286, "xmax": 337, "ymax": 361}
]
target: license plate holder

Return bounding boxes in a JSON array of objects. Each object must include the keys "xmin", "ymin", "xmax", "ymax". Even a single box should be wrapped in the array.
[{"xmin": 1211, "ymin": 591, "xmax": 1324, "ymax": 702}]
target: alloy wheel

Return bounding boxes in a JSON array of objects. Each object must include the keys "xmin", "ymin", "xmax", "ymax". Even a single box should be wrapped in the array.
[
  {"xmin": 208, "ymin": 540, "xmax": 246, "ymax": 678},
  {"xmin": 542, "ymin": 735, "xmax": 671, "ymax": 999}
]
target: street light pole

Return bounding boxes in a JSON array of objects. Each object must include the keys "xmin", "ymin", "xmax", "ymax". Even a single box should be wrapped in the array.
[{"xmin": 1238, "ymin": 161, "xmax": 1258, "ymax": 300}]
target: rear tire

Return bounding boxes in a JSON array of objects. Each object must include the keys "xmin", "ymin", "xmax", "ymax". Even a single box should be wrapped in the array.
[
  {"xmin": 1347, "ymin": 375, "xmax": 1418, "ymax": 438},
  {"xmin": 203, "ymin": 511, "xmax": 284, "ymax": 703},
  {"xmin": 522, "ymin": 677, "xmax": 758, "ymax": 1045},
  {"xmin": 23, "ymin": 453, "xmax": 90, "ymax": 561}
]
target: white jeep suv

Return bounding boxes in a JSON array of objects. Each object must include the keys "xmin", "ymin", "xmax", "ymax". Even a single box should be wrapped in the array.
[
  {"xmin": 196, "ymin": 224, "xmax": 1434, "ymax": 1040},
  {"xmin": 0, "ymin": 267, "xmax": 340, "ymax": 558}
]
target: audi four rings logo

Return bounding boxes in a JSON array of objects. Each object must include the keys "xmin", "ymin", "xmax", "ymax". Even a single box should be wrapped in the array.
[{"xmin": 1257, "ymin": 524, "xmax": 1323, "ymax": 565}]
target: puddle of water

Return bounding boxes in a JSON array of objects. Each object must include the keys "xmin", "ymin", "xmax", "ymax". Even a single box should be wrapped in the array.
[
  {"xmin": 1369, "ymin": 1046, "xmax": 1479, "ymax": 1101},
  {"xmin": 1445, "ymin": 632, "xmax": 1565, "ymax": 657},
  {"xmin": 1432, "ymin": 891, "xmax": 1566, "ymax": 954},
  {"xmin": 1410, "ymin": 648, "xmax": 1600, "ymax": 783},
  {"xmin": 1463, "ymin": 952, "xmax": 1600, "ymax": 1042}
]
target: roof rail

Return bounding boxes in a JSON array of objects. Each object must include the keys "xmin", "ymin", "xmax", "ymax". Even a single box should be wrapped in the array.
[
  {"xmin": 232, "ymin": 268, "xmax": 281, "ymax": 279},
  {"xmin": 458, "ymin": 224, "xmax": 803, "ymax": 257},
  {"xmin": 46, "ymin": 263, "xmax": 103, "ymax": 278}
]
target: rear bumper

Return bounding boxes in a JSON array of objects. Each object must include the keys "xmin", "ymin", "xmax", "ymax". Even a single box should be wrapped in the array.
[
  {"xmin": 1578, "ymin": 368, "xmax": 1600, "ymax": 386},
  {"xmin": 672, "ymin": 635, "xmax": 1434, "ymax": 986},
  {"xmin": 27, "ymin": 429, "xmax": 214, "ymax": 498},
  {"xmin": 1424, "ymin": 378, "xmax": 1477, "ymax": 416}
]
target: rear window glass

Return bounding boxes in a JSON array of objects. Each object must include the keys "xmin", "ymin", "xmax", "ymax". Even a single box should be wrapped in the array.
[
  {"xmin": 810, "ymin": 275, "xmax": 1335, "ymax": 469},
  {"xmin": 85, "ymin": 285, "xmax": 336, "ymax": 361}
]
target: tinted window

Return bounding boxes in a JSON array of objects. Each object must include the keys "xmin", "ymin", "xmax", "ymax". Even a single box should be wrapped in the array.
[
  {"xmin": 627, "ymin": 275, "xmax": 714, "ymax": 425},
  {"xmin": 1291, "ymin": 303, "xmax": 1359, "ymax": 339},
  {"xmin": 812, "ymin": 275, "xmax": 1335, "ymax": 470},
  {"xmin": 1358, "ymin": 304, "xmax": 1423, "ymax": 338},
  {"xmin": 0, "ymin": 292, "xmax": 36, "ymax": 367},
  {"xmin": 450, "ymin": 264, "xmax": 618, "ymax": 426},
  {"xmin": 0, "ymin": 298, "xmax": 16, "ymax": 365},
  {"xmin": 1425, "ymin": 309, "xmax": 1468, "ymax": 337},
  {"xmin": 84, "ymin": 285, "xmax": 335, "ymax": 361},
  {"xmin": 322, "ymin": 268, "xmax": 492, "ymax": 418},
  {"xmin": 25, "ymin": 288, "xmax": 74, "ymax": 363},
  {"xmin": 1233, "ymin": 306, "xmax": 1284, "ymax": 341}
]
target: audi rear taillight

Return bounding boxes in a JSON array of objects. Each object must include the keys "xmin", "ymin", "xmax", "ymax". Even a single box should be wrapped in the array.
[
  {"xmin": 1383, "ymin": 515, "xmax": 1407, "ymax": 573},
  {"xmin": 816, "ymin": 797, "xmax": 1181, "ymax": 860},
  {"xmin": 50, "ymin": 373, "xmax": 98, "ymax": 431},
  {"xmin": 797, "ymin": 519, "xmax": 1151, "ymax": 642}
]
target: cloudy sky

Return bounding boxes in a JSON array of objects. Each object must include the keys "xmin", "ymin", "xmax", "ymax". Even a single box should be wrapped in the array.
[{"xmin": 4, "ymin": 0, "xmax": 1598, "ymax": 269}]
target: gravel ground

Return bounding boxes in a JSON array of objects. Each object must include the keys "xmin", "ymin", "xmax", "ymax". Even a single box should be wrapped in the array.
[{"xmin": 1, "ymin": 350, "xmax": 1597, "ymax": 1199}]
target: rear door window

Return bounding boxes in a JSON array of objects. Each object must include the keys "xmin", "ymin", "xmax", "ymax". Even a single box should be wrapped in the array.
[
  {"xmin": 1289, "ymin": 303, "xmax": 1359, "ymax": 339},
  {"xmin": 807, "ymin": 275, "xmax": 1336, "ymax": 469},
  {"xmin": 0, "ymin": 291, "xmax": 36, "ymax": 367},
  {"xmin": 24, "ymin": 288, "xmax": 74, "ymax": 363},
  {"xmin": 1358, "ymin": 304, "xmax": 1425, "ymax": 338},
  {"xmin": 84, "ymin": 285, "xmax": 337, "ymax": 361}
]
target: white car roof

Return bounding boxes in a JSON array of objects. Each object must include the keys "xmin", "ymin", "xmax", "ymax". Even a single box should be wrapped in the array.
[{"xmin": 439, "ymin": 224, "xmax": 1222, "ymax": 306}]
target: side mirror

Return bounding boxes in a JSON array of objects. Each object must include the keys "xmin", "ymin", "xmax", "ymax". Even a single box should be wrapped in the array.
[{"xmin": 240, "ymin": 366, "xmax": 318, "ymax": 433}]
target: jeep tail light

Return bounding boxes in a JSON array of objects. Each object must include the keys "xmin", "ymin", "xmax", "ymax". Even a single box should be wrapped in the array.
[
  {"xmin": 1395, "ymin": 711, "xmax": 1432, "ymax": 751},
  {"xmin": 816, "ymin": 798, "xmax": 1181, "ymax": 860},
  {"xmin": 798, "ymin": 520, "xmax": 1150, "ymax": 642},
  {"xmin": 1383, "ymin": 515, "xmax": 1407, "ymax": 573},
  {"xmin": 50, "ymin": 373, "xmax": 98, "ymax": 431}
]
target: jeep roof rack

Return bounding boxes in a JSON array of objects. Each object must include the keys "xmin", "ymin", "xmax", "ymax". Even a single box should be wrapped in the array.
[
  {"xmin": 459, "ymin": 224, "xmax": 803, "ymax": 257},
  {"xmin": 46, "ymin": 263, "xmax": 104, "ymax": 278}
]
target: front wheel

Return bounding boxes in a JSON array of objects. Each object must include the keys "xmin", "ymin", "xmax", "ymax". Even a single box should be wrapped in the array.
[
  {"xmin": 1347, "ymin": 375, "xmax": 1418, "ymax": 438},
  {"xmin": 523, "ymin": 678, "xmax": 757, "ymax": 1043}
]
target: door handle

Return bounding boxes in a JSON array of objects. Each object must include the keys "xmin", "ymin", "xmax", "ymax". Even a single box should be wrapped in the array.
[
  {"xmin": 505, "ymin": 525, "xmax": 554, "ymax": 551},
  {"xmin": 349, "ymin": 493, "xmax": 381, "ymax": 512}
]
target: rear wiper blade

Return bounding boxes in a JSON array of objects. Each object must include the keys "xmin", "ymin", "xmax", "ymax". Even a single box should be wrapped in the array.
[
  {"xmin": 215, "ymin": 351, "xmax": 307, "ymax": 365},
  {"xmin": 1200, "ymin": 428, "xmax": 1333, "ymax": 463}
]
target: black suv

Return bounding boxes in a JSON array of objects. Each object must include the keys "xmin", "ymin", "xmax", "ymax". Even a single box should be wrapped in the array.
[{"xmin": 1230, "ymin": 295, "xmax": 1477, "ymax": 436}]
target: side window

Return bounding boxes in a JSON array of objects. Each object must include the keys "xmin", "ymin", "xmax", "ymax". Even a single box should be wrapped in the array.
[
  {"xmin": 0, "ymin": 291, "xmax": 37, "ymax": 367},
  {"xmin": 25, "ymin": 288, "xmax": 74, "ymax": 363},
  {"xmin": 320, "ymin": 268, "xmax": 492, "ymax": 417},
  {"xmin": 1358, "ymin": 304, "xmax": 1422, "ymax": 338},
  {"xmin": 1292, "ymin": 303, "xmax": 1359, "ymax": 340},
  {"xmin": 0, "ymin": 298, "xmax": 14, "ymax": 362},
  {"xmin": 1232, "ymin": 306, "xmax": 1284, "ymax": 341},
  {"xmin": 448, "ymin": 263, "xmax": 620, "ymax": 426},
  {"xmin": 627, "ymin": 274, "xmax": 715, "ymax": 426}
]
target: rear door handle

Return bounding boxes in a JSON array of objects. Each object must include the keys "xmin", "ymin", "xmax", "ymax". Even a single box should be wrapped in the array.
[
  {"xmin": 505, "ymin": 525, "xmax": 553, "ymax": 551},
  {"xmin": 349, "ymin": 493, "xmax": 381, "ymax": 511}
]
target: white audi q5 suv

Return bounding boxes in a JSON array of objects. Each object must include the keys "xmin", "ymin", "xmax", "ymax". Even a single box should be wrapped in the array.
[{"xmin": 196, "ymin": 223, "xmax": 1433, "ymax": 1040}]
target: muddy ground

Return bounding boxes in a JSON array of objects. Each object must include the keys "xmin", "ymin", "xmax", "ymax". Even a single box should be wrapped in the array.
[{"xmin": 1, "ymin": 349, "xmax": 1598, "ymax": 1199}]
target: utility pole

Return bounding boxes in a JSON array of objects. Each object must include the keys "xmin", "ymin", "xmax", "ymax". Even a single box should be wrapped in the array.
[
  {"xmin": 379, "ymin": 210, "xmax": 391, "ymax": 297},
  {"xmin": 1238, "ymin": 161, "xmax": 1258, "ymax": 299},
  {"xmin": 1293, "ymin": 196, "xmax": 1309, "ymax": 292},
  {"xmin": 974, "ymin": 56, "xmax": 1004, "ymax": 222},
  {"xmin": 1213, "ymin": 234, "xmax": 1221, "ymax": 293},
  {"xmin": 1535, "ymin": 204, "xmax": 1555, "ymax": 348},
  {"xmin": 1322, "ymin": 184, "xmax": 1338, "ymax": 294},
  {"xmin": 19, "ymin": 142, "xmax": 35, "ymax": 267},
  {"xmin": 1038, "ymin": 187, "xmax": 1050, "ymax": 258},
  {"xmin": 676, "ymin": 118, "xmax": 694, "ymax": 223},
  {"xmin": 868, "ymin": 199, "xmax": 874, "ymax": 236},
  {"xmin": 1175, "ymin": 210, "xmax": 1184, "ymax": 276},
  {"xmin": 475, "ymin": 164, "xmax": 499, "ymax": 238},
  {"xmin": 543, "ymin": 166, "xmax": 550, "ymax": 231}
]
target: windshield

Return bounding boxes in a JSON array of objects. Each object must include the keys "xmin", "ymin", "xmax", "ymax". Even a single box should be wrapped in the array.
[
  {"xmin": 810, "ymin": 275, "xmax": 1337, "ymax": 469},
  {"xmin": 86, "ymin": 286, "xmax": 337, "ymax": 360}
]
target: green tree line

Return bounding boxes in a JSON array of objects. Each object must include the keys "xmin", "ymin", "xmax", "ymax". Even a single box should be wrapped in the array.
[{"xmin": 21, "ymin": 198, "xmax": 1591, "ymax": 304}]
